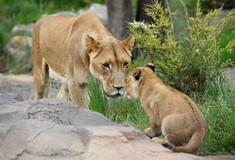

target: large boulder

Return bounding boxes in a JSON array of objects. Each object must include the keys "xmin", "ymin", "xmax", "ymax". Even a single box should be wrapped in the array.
[
  {"xmin": 11, "ymin": 23, "xmax": 35, "ymax": 34},
  {"xmin": 0, "ymin": 97, "xmax": 207, "ymax": 160},
  {"xmin": 7, "ymin": 23, "xmax": 34, "ymax": 59},
  {"xmin": 6, "ymin": 35, "xmax": 32, "ymax": 59}
]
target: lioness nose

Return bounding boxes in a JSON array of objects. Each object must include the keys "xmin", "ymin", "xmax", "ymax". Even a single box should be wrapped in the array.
[{"xmin": 112, "ymin": 85, "xmax": 124, "ymax": 91}]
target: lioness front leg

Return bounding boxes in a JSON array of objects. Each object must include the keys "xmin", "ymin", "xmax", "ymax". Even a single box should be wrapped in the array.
[
  {"xmin": 68, "ymin": 79, "xmax": 89, "ymax": 109},
  {"xmin": 145, "ymin": 117, "xmax": 161, "ymax": 138}
]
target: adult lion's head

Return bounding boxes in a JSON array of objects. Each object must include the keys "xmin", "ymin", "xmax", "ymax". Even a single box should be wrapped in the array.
[{"xmin": 85, "ymin": 35, "xmax": 135, "ymax": 98}]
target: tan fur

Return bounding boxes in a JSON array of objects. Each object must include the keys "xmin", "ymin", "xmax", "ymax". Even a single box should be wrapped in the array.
[
  {"xmin": 125, "ymin": 64, "xmax": 207, "ymax": 155},
  {"xmin": 32, "ymin": 11, "xmax": 134, "ymax": 108}
]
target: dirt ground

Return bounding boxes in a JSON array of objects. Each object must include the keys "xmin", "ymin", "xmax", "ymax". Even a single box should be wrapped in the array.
[{"xmin": 0, "ymin": 73, "xmax": 58, "ymax": 100}]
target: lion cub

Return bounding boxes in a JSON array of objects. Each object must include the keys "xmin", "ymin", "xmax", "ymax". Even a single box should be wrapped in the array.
[{"xmin": 125, "ymin": 64, "xmax": 207, "ymax": 155}]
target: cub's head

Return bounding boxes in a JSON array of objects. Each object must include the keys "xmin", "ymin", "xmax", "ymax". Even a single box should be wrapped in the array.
[
  {"xmin": 85, "ymin": 35, "xmax": 135, "ymax": 98},
  {"xmin": 125, "ymin": 63, "xmax": 155, "ymax": 99}
]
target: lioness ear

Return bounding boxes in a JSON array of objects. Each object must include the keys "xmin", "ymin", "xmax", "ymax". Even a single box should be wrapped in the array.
[
  {"xmin": 85, "ymin": 35, "xmax": 100, "ymax": 54},
  {"xmin": 144, "ymin": 63, "xmax": 155, "ymax": 72},
  {"xmin": 122, "ymin": 36, "xmax": 135, "ymax": 56},
  {"xmin": 133, "ymin": 69, "xmax": 141, "ymax": 81}
]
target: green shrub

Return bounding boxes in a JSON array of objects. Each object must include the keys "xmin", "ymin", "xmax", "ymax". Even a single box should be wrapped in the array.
[
  {"xmin": 220, "ymin": 22, "xmax": 235, "ymax": 64},
  {"xmin": 129, "ymin": 0, "xmax": 235, "ymax": 93}
]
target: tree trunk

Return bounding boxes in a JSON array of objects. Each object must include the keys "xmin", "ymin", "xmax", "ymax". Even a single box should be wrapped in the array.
[{"xmin": 106, "ymin": 0, "xmax": 132, "ymax": 40}]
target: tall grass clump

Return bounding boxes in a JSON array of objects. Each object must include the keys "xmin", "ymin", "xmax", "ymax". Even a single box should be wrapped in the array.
[
  {"xmin": 88, "ymin": 77, "xmax": 149, "ymax": 130},
  {"xmin": 196, "ymin": 82, "xmax": 235, "ymax": 155},
  {"xmin": 129, "ymin": 0, "xmax": 235, "ymax": 93},
  {"xmin": 88, "ymin": 78, "xmax": 108, "ymax": 115}
]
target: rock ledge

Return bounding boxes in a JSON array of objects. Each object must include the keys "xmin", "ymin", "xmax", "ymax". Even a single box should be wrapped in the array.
[{"xmin": 0, "ymin": 96, "xmax": 207, "ymax": 160}]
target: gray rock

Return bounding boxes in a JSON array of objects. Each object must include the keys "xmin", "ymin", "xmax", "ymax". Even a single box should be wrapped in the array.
[
  {"xmin": 206, "ymin": 155, "xmax": 235, "ymax": 160},
  {"xmin": 0, "ymin": 92, "xmax": 23, "ymax": 105},
  {"xmin": 89, "ymin": 3, "xmax": 107, "ymax": 23},
  {"xmin": 0, "ymin": 98, "xmax": 208, "ymax": 160},
  {"xmin": 0, "ymin": 74, "xmax": 58, "ymax": 100},
  {"xmin": 56, "ymin": 11, "xmax": 78, "ymax": 17},
  {"xmin": 6, "ymin": 35, "xmax": 32, "ymax": 58},
  {"xmin": 11, "ymin": 23, "xmax": 35, "ymax": 34},
  {"xmin": 78, "ymin": 3, "xmax": 107, "ymax": 25},
  {"xmin": 221, "ymin": 68, "xmax": 235, "ymax": 87}
]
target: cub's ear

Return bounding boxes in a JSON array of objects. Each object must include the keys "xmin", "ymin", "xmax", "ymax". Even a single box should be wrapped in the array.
[
  {"xmin": 122, "ymin": 36, "xmax": 135, "ymax": 56},
  {"xmin": 133, "ymin": 69, "xmax": 141, "ymax": 81},
  {"xmin": 144, "ymin": 63, "xmax": 155, "ymax": 72},
  {"xmin": 85, "ymin": 35, "xmax": 100, "ymax": 54}
]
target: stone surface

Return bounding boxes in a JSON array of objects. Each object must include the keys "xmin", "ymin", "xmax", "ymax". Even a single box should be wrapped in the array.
[
  {"xmin": 221, "ymin": 68, "xmax": 235, "ymax": 87},
  {"xmin": 0, "ymin": 73, "xmax": 58, "ymax": 100},
  {"xmin": 6, "ymin": 35, "xmax": 32, "ymax": 58},
  {"xmin": 56, "ymin": 11, "xmax": 78, "ymax": 17},
  {"xmin": 0, "ymin": 97, "xmax": 208, "ymax": 160},
  {"xmin": 89, "ymin": 3, "xmax": 107, "ymax": 23},
  {"xmin": 11, "ymin": 23, "xmax": 35, "ymax": 34},
  {"xmin": 78, "ymin": 3, "xmax": 107, "ymax": 25},
  {"xmin": 0, "ymin": 91, "xmax": 23, "ymax": 105},
  {"xmin": 206, "ymin": 155, "xmax": 235, "ymax": 160}
]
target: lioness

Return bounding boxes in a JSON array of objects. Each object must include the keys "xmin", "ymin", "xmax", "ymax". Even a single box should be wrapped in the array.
[
  {"xmin": 125, "ymin": 64, "xmax": 207, "ymax": 155},
  {"xmin": 32, "ymin": 11, "xmax": 135, "ymax": 108}
]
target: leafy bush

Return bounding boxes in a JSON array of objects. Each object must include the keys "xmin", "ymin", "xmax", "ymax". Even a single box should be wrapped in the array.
[
  {"xmin": 220, "ymin": 22, "xmax": 235, "ymax": 64},
  {"xmin": 129, "ymin": 0, "xmax": 235, "ymax": 93}
]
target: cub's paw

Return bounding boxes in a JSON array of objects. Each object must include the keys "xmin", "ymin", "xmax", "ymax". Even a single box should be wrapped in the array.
[
  {"xmin": 145, "ymin": 128, "xmax": 157, "ymax": 138},
  {"xmin": 152, "ymin": 137, "xmax": 166, "ymax": 144}
]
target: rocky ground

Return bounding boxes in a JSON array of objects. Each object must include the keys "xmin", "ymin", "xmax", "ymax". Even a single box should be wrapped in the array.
[
  {"xmin": 0, "ymin": 93, "xmax": 209, "ymax": 160},
  {"xmin": 0, "ymin": 71, "xmax": 235, "ymax": 160},
  {"xmin": 0, "ymin": 73, "xmax": 58, "ymax": 100},
  {"xmin": 0, "ymin": 73, "xmax": 235, "ymax": 160}
]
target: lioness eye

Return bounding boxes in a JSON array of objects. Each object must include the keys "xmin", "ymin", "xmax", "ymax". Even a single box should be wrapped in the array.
[
  {"xmin": 123, "ymin": 62, "xmax": 129, "ymax": 67},
  {"xmin": 103, "ymin": 63, "xmax": 110, "ymax": 68}
]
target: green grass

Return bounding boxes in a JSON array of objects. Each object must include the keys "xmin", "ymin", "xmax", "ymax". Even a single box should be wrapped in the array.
[
  {"xmin": 88, "ymin": 77, "xmax": 149, "ymax": 130},
  {"xmin": 88, "ymin": 57, "xmax": 235, "ymax": 155},
  {"xmin": 197, "ymin": 81, "xmax": 235, "ymax": 155},
  {"xmin": 220, "ymin": 22, "xmax": 235, "ymax": 64}
]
